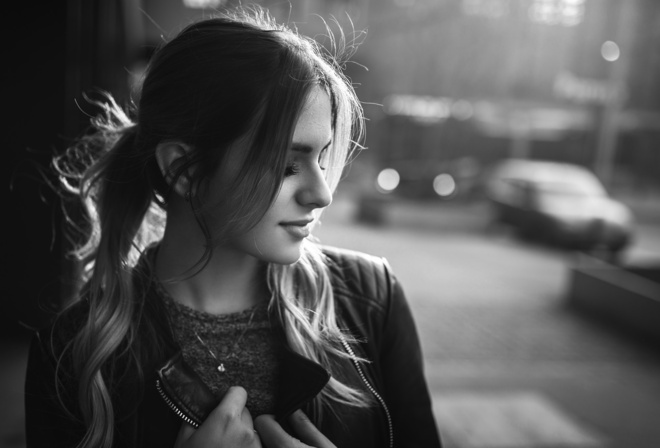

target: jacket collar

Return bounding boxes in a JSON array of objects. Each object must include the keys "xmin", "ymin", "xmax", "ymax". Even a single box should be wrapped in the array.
[{"xmin": 273, "ymin": 332, "xmax": 331, "ymax": 421}]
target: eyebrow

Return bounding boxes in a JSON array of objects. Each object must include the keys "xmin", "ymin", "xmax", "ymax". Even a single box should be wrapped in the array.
[{"xmin": 291, "ymin": 140, "xmax": 332, "ymax": 154}]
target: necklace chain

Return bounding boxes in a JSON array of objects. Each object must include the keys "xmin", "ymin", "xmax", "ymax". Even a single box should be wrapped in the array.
[{"xmin": 193, "ymin": 307, "xmax": 258, "ymax": 374}]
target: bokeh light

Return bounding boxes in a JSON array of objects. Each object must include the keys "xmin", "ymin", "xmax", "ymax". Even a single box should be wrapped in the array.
[
  {"xmin": 433, "ymin": 173, "xmax": 457, "ymax": 197},
  {"xmin": 183, "ymin": 0, "xmax": 224, "ymax": 8},
  {"xmin": 528, "ymin": 0, "xmax": 585, "ymax": 26},
  {"xmin": 377, "ymin": 168, "xmax": 401, "ymax": 193},
  {"xmin": 601, "ymin": 40, "xmax": 620, "ymax": 62}
]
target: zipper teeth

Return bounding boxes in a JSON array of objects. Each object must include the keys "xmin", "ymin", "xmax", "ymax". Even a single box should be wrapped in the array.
[
  {"xmin": 340, "ymin": 337, "xmax": 394, "ymax": 448},
  {"xmin": 156, "ymin": 379, "xmax": 200, "ymax": 429}
]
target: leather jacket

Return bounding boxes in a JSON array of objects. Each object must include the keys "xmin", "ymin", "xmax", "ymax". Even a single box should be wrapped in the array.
[{"xmin": 25, "ymin": 246, "xmax": 442, "ymax": 447}]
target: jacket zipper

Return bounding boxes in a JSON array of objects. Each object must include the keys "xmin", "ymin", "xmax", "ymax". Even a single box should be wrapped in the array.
[
  {"xmin": 339, "ymin": 336, "xmax": 394, "ymax": 448},
  {"xmin": 156, "ymin": 379, "xmax": 200, "ymax": 429}
]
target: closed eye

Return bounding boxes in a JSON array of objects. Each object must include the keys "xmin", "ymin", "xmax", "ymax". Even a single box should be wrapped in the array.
[
  {"xmin": 284, "ymin": 162, "xmax": 300, "ymax": 177},
  {"xmin": 285, "ymin": 140, "xmax": 332, "ymax": 176}
]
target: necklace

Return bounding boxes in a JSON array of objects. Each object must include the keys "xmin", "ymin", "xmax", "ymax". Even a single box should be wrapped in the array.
[{"xmin": 193, "ymin": 307, "xmax": 257, "ymax": 374}]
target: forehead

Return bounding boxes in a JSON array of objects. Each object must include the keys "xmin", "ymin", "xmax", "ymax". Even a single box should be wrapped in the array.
[{"xmin": 292, "ymin": 86, "xmax": 332, "ymax": 143}]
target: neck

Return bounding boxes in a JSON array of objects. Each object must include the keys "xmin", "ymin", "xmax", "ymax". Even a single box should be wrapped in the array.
[{"xmin": 155, "ymin": 199, "xmax": 268, "ymax": 315}]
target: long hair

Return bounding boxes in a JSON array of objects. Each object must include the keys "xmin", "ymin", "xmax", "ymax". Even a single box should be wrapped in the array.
[{"xmin": 54, "ymin": 6, "xmax": 367, "ymax": 448}]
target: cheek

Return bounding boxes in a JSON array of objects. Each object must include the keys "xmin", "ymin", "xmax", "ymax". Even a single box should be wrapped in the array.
[
  {"xmin": 270, "ymin": 179, "xmax": 297, "ymax": 208},
  {"xmin": 248, "ymin": 184, "xmax": 291, "ymax": 233}
]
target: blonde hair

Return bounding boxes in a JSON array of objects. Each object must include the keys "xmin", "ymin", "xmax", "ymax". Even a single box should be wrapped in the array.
[{"xmin": 53, "ymin": 6, "xmax": 367, "ymax": 448}]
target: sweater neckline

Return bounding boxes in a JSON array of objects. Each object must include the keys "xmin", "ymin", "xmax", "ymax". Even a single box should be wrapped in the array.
[{"xmin": 153, "ymin": 278, "xmax": 268, "ymax": 324}]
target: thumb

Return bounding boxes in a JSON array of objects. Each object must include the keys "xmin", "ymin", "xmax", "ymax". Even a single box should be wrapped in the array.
[{"xmin": 174, "ymin": 422, "xmax": 196, "ymax": 448}]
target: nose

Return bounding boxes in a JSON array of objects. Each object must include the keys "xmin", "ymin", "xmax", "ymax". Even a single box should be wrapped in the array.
[{"xmin": 297, "ymin": 168, "xmax": 333, "ymax": 209}]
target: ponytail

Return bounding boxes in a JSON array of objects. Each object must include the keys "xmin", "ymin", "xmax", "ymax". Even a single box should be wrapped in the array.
[{"xmin": 54, "ymin": 93, "xmax": 165, "ymax": 448}]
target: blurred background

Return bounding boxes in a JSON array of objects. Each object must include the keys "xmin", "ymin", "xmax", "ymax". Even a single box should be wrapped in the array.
[{"xmin": 5, "ymin": 0, "xmax": 660, "ymax": 447}]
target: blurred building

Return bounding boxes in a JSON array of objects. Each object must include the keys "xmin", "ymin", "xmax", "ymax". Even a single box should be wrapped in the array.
[{"xmin": 359, "ymin": 0, "xmax": 660, "ymax": 197}]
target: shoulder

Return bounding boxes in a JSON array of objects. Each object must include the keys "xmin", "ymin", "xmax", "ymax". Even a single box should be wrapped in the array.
[{"xmin": 320, "ymin": 245, "xmax": 395, "ymax": 311}]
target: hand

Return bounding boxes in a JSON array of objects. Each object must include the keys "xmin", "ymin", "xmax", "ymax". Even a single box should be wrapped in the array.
[
  {"xmin": 254, "ymin": 410, "xmax": 336, "ymax": 448},
  {"xmin": 174, "ymin": 386, "xmax": 261, "ymax": 448}
]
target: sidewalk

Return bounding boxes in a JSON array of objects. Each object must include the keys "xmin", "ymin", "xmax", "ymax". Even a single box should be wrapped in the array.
[
  {"xmin": 325, "ymin": 192, "xmax": 660, "ymax": 448},
  {"xmin": 423, "ymin": 303, "xmax": 660, "ymax": 448}
]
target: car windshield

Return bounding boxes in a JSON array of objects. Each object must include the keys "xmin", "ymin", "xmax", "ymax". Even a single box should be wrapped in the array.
[{"xmin": 534, "ymin": 179, "xmax": 606, "ymax": 197}]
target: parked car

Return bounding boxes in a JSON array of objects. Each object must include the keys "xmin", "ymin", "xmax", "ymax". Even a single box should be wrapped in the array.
[{"xmin": 483, "ymin": 159, "xmax": 634, "ymax": 259}]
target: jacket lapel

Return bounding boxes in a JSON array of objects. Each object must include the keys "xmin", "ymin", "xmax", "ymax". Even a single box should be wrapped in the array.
[{"xmin": 273, "ymin": 327, "xmax": 331, "ymax": 422}]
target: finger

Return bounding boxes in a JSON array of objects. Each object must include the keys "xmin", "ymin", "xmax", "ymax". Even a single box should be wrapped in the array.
[
  {"xmin": 288, "ymin": 410, "xmax": 336, "ymax": 448},
  {"xmin": 213, "ymin": 386, "xmax": 248, "ymax": 418},
  {"xmin": 241, "ymin": 403, "xmax": 255, "ymax": 428},
  {"xmin": 254, "ymin": 414, "xmax": 312, "ymax": 448},
  {"xmin": 174, "ymin": 422, "xmax": 195, "ymax": 447},
  {"xmin": 198, "ymin": 386, "xmax": 255, "ymax": 443}
]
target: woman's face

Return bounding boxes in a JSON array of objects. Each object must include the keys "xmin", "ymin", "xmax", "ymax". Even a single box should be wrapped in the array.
[{"xmin": 214, "ymin": 86, "xmax": 334, "ymax": 264}]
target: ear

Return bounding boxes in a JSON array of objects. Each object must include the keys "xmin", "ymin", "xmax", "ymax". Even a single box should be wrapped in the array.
[{"xmin": 155, "ymin": 141, "xmax": 193, "ymax": 198}]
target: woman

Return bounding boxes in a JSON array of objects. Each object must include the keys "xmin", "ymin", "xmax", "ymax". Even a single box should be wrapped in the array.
[{"xmin": 24, "ymin": 6, "xmax": 441, "ymax": 448}]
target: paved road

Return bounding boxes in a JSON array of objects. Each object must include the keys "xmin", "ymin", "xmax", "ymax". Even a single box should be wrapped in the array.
[{"xmin": 315, "ymin": 194, "xmax": 660, "ymax": 448}]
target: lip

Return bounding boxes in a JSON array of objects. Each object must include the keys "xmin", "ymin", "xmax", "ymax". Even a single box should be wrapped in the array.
[
  {"xmin": 280, "ymin": 219, "xmax": 314, "ymax": 226},
  {"xmin": 279, "ymin": 219, "xmax": 313, "ymax": 239}
]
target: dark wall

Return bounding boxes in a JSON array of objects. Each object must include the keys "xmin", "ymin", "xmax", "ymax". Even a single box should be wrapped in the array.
[
  {"xmin": 5, "ymin": 0, "xmax": 144, "ymax": 339},
  {"xmin": 5, "ymin": 1, "xmax": 69, "ymax": 339}
]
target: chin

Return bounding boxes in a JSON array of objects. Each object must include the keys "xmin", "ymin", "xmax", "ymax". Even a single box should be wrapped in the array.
[{"xmin": 273, "ymin": 250, "xmax": 304, "ymax": 265}]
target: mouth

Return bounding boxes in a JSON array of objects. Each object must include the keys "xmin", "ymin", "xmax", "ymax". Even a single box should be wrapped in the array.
[
  {"xmin": 280, "ymin": 219, "xmax": 314, "ymax": 227},
  {"xmin": 279, "ymin": 219, "xmax": 314, "ymax": 239}
]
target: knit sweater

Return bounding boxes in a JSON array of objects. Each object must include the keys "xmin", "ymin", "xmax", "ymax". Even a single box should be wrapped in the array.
[{"xmin": 159, "ymin": 284, "xmax": 280, "ymax": 417}]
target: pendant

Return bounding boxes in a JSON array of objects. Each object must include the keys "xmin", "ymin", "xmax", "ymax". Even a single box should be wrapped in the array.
[{"xmin": 217, "ymin": 363, "xmax": 226, "ymax": 373}]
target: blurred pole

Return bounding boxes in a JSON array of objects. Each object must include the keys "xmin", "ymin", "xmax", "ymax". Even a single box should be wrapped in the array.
[{"xmin": 594, "ymin": 0, "xmax": 636, "ymax": 188}]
